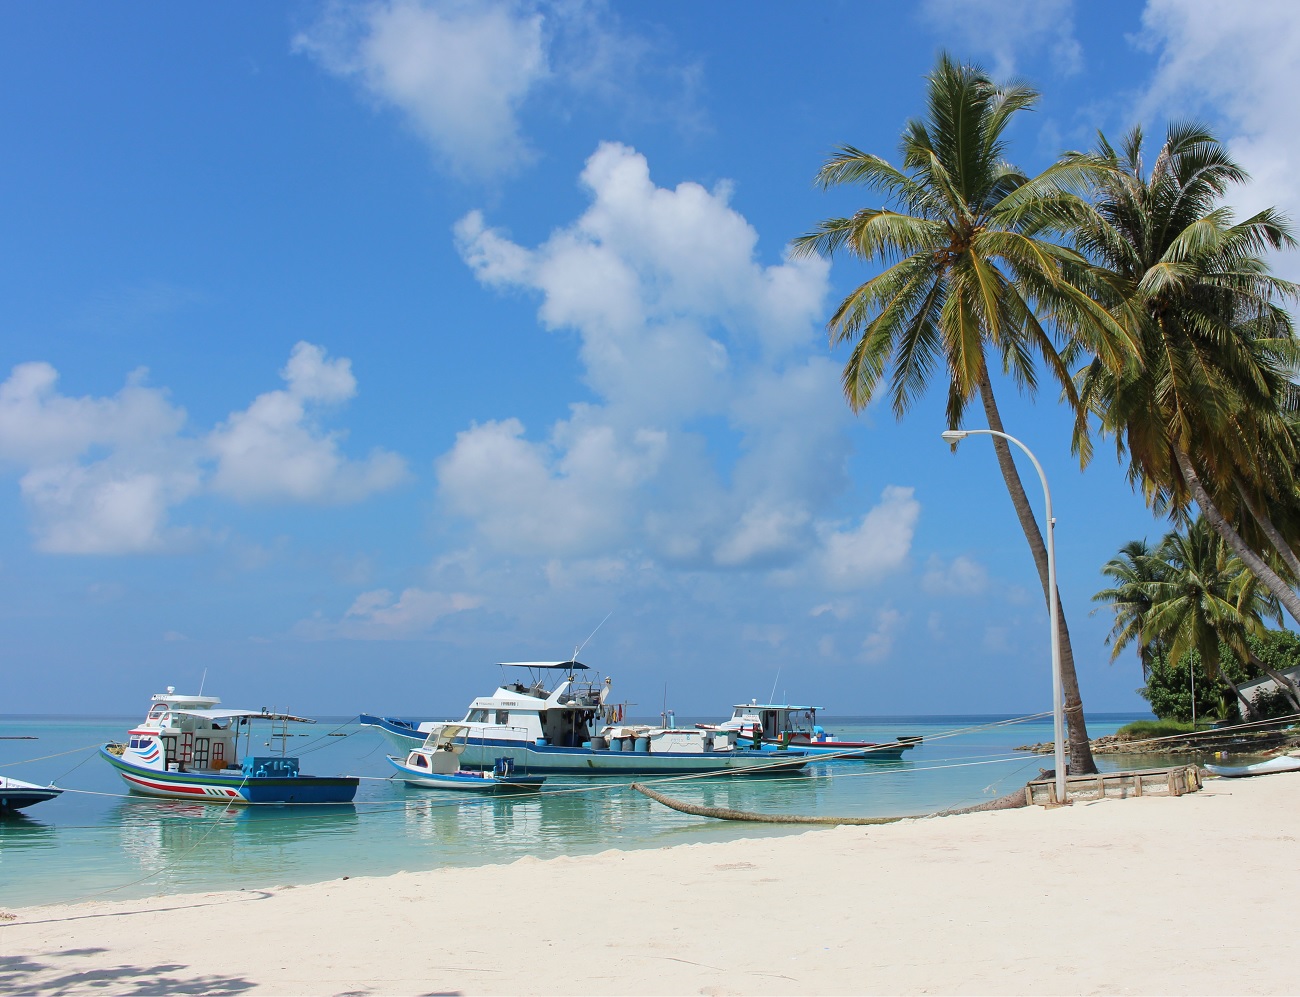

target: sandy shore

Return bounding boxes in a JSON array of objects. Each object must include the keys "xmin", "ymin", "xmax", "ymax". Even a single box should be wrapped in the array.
[{"xmin": 3, "ymin": 773, "xmax": 1298, "ymax": 996}]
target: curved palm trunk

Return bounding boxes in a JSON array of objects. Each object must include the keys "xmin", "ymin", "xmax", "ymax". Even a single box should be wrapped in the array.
[
  {"xmin": 1175, "ymin": 449, "xmax": 1300, "ymax": 625},
  {"xmin": 977, "ymin": 367, "xmax": 1098, "ymax": 774},
  {"xmin": 1236, "ymin": 486, "xmax": 1300, "ymax": 585},
  {"xmin": 1226, "ymin": 675, "xmax": 1266, "ymax": 722}
]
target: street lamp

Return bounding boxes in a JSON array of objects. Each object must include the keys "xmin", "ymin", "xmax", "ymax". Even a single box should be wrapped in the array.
[{"xmin": 941, "ymin": 428, "xmax": 1067, "ymax": 804}]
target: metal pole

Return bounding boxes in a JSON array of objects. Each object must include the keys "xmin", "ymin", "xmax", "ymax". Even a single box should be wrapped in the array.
[{"xmin": 942, "ymin": 429, "xmax": 1067, "ymax": 803}]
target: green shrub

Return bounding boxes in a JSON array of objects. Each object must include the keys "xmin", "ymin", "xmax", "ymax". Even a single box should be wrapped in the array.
[{"xmin": 1117, "ymin": 718, "xmax": 1208, "ymax": 740}]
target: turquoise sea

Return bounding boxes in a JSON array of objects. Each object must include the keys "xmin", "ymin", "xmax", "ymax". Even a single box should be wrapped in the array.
[{"xmin": 0, "ymin": 713, "xmax": 1163, "ymax": 908}]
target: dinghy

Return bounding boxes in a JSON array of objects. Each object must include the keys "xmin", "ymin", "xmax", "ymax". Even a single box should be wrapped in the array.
[
  {"xmin": 0, "ymin": 777, "xmax": 63, "ymax": 812},
  {"xmin": 387, "ymin": 723, "xmax": 545, "ymax": 793},
  {"xmin": 1204, "ymin": 754, "xmax": 1300, "ymax": 778}
]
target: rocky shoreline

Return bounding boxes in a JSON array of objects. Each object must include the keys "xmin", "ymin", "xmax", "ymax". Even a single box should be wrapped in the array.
[{"xmin": 1019, "ymin": 727, "xmax": 1300, "ymax": 757}]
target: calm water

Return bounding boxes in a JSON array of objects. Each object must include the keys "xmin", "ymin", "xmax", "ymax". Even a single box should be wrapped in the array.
[{"xmin": 0, "ymin": 713, "xmax": 1158, "ymax": 907}]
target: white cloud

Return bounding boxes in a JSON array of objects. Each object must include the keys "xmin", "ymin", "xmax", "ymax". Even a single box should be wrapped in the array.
[
  {"xmin": 817, "ymin": 487, "xmax": 920, "ymax": 590},
  {"xmin": 20, "ymin": 462, "xmax": 200, "ymax": 555},
  {"xmin": 208, "ymin": 342, "xmax": 408, "ymax": 504},
  {"xmin": 436, "ymin": 414, "xmax": 666, "ymax": 556},
  {"xmin": 1136, "ymin": 0, "xmax": 1300, "ymax": 279},
  {"xmin": 921, "ymin": 554, "xmax": 989, "ymax": 596},
  {"xmin": 296, "ymin": 1, "xmax": 702, "ymax": 181},
  {"xmin": 919, "ymin": 0, "xmax": 1082, "ymax": 78},
  {"xmin": 0, "ymin": 343, "xmax": 405, "ymax": 553},
  {"xmin": 0, "ymin": 363, "xmax": 200, "ymax": 553},
  {"xmin": 0, "ymin": 363, "xmax": 186, "ymax": 465},
  {"xmin": 295, "ymin": 1, "xmax": 547, "ymax": 178},
  {"xmin": 294, "ymin": 586, "xmax": 483, "ymax": 640},
  {"xmin": 445, "ymin": 142, "xmax": 864, "ymax": 574}
]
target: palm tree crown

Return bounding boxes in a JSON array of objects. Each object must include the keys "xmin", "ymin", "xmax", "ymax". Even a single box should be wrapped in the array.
[{"xmin": 792, "ymin": 53, "xmax": 1120, "ymax": 430}]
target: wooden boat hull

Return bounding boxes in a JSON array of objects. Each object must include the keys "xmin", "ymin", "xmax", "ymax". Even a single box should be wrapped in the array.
[
  {"xmin": 100, "ymin": 746, "xmax": 359, "ymax": 804},
  {"xmin": 385, "ymin": 755, "xmax": 545, "ymax": 793},
  {"xmin": 0, "ymin": 778, "xmax": 63, "ymax": 811},
  {"xmin": 361, "ymin": 716, "xmax": 808, "ymax": 775}
]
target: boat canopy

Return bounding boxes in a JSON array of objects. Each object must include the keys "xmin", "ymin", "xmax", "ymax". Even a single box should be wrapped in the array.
[
  {"xmin": 420, "ymin": 722, "xmax": 469, "ymax": 745},
  {"xmin": 732, "ymin": 704, "xmax": 822, "ymax": 712},
  {"xmin": 166, "ymin": 708, "xmax": 317, "ymax": 724},
  {"xmin": 497, "ymin": 661, "xmax": 590, "ymax": 670}
]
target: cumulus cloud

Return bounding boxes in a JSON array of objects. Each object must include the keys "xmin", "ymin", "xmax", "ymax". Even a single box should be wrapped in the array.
[
  {"xmin": 208, "ymin": 342, "xmax": 408, "ymax": 504},
  {"xmin": 919, "ymin": 0, "xmax": 1082, "ymax": 78},
  {"xmin": 0, "ymin": 343, "xmax": 404, "ymax": 553},
  {"xmin": 444, "ymin": 142, "xmax": 875, "ymax": 574},
  {"xmin": 293, "ymin": 586, "xmax": 483, "ymax": 640},
  {"xmin": 1136, "ymin": 0, "xmax": 1300, "ymax": 278},
  {"xmin": 437, "ymin": 414, "xmax": 667, "ymax": 556},
  {"xmin": 0, "ymin": 363, "xmax": 200, "ymax": 553}
]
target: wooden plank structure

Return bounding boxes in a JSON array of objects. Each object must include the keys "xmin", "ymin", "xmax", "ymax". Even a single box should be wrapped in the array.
[{"xmin": 1026, "ymin": 765, "xmax": 1202, "ymax": 807}]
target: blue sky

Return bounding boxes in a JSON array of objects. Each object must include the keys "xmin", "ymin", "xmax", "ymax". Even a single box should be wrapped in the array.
[{"xmin": 3, "ymin": 1, "xmax": 1297, "ymax": 717}]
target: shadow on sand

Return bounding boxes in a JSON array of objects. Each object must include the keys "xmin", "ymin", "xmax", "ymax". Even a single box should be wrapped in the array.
[{"xmin": 0, "ymin": 948, "xmax": 256, "ymax": 995}]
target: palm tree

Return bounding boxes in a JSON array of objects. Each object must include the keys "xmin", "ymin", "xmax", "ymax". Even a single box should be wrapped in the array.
[
  {"xmin": 1071, "ymin": 125, "xmax": 1300, "ymax": 627},
  {"xmin": 1092, "ymin": 539, "xmax": 1165, "ymax": 678},
  {"xmin": 792, "ymin": 54, "xmax": 1125, "ymax": 774},
  {"xmin": 1140, "ymin": 518, "xmax": 1300, "ymax": 718}
]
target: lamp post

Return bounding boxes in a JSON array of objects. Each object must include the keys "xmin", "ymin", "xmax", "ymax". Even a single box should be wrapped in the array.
[{"xmin": 941, "ymin": 428, "xmax": 1067, "ymax": 804}]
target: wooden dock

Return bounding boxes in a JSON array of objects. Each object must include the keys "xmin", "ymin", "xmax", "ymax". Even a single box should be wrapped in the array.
[{"xmin": 1026, "ymin": 765, "xmax": 1203, "ymax": 807}]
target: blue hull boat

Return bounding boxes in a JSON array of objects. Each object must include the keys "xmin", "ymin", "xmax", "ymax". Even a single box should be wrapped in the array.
[{"xmin": 0, "ymin": 777, "xmax": 63, "ymax": 812}]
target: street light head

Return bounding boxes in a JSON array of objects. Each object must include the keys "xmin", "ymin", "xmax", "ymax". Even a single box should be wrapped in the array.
[{"xmin": 941, "ymin": 430, "xmax": 969, "ymax": 444}]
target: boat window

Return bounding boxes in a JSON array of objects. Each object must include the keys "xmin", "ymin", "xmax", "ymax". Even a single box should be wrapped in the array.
[
  {"xmin": 148, "ymin": 704, "xmax": 166, "ymax": 719},
  {"xmin": 414, "ymin": 755, "xmax": 428, "ymax": 768},
  {"xmin": 465, "ymin": 709, "xmax": 488, "ymax": 723},
  {"xmin": 494, "ymin": 710, "xmax": 509, "ymax": 725}
]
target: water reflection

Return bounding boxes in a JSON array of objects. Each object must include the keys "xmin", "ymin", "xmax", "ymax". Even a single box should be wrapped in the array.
[
  {"xmin": 110, "ymin": 799, "xmax": 360, "ymax": 895},
  {"xmin": 0, "ymin": 811, "xmax": 57, "ymax": 852}
]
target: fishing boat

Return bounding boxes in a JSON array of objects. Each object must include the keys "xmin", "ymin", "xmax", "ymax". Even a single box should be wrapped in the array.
[
  {"xmin": 100, "ymin": 687, "xmax": 359, "ymax": 804},
  {"xmin": 387, "ymin": 723, "xmax": 546, "ymax": 793},
  {"xmin": 698, "ymin": 702, "xmax": 919, "ymax": 761},
  {"xmin": 0, "ymin": 777, "xmax": 63, "ymax": 812},
  {"xmin": 361, "ymin": 661, "xmax": 808, "ymax": 776},
  {"xmin": 1205, "ymin": 753, "xmax": 1300, "ymax": 778}
]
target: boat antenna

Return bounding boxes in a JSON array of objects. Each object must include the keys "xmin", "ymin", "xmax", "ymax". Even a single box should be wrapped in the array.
[
  {"xmin": 574, "ymin": 610, "xmax": 613, "ymax": 661},
  {"xmin": 199, "ymin": 668, "xmax": 207, "ymax": 696},
  {"xmin": 768, "ymin": 668, "xmax": 780, "ymax": 704}
]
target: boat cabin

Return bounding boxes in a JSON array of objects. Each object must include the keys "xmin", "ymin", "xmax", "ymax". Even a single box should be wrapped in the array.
[
  {"xmin": 120, "ymin": 687, "xmax": 313, "ymax": 774},
  {"xmin": 457, "ymin": 662, "xmax": 611, "ymax": 748},
  {"xmin": 725, "ymin": 703, "xmax": 826, "ymax": 742}
]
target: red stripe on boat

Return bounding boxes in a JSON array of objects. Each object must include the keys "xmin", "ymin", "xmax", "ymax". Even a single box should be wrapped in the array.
[{"xmin": 121, "ymin": 773, "xmax": 231, "ymax": 797}]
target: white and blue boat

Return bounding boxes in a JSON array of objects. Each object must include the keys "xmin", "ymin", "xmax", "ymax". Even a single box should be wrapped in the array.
[
  {"xmin": 387, "ymin": 723, "xmax": 546, "ymax": 793},
  {"xmin": 362, "ymin": 661, "xmax": 808, "ymax": 776},
  {"xmin": 100, "ymin": 687, "xmax": 359, "ymax": 804},
  {"xmin": 0, "ymin": 777, "xmax": 63, "ymax": 812}
]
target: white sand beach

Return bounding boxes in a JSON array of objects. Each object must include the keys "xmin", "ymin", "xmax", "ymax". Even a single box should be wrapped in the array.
[{"xmin": 3, "ymin": 773, "xmax": 1298, "ymax": 996}]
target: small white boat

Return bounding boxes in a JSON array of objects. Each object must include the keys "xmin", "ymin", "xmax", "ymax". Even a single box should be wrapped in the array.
[
  {"xmin": 387, "ymin": 723, "xmax": 546, "ymax": 793},
  {"xmin": 1204, "ymin": 754, "xmax": 1300, "ymax": 778},
  {"xmin": 0, "ymin": 777, "xmax": 63, "ymax": 812}
]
